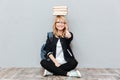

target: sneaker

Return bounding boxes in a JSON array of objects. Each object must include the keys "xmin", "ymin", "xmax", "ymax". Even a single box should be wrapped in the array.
[
  {"xmin": 68, "ymin": 70, "xmax": 82, "ymax": 78},
  {"xmin": 43, "ymin": 69, "xmax": 53, "ymax": 76}
]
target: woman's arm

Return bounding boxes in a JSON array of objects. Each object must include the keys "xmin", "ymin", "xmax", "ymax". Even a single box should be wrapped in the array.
[
  {"xmin": 65, "ymin": 30, "xmax": 71, "ymax": 38},
  {"xmin": 49, "ymin": 54, "xmax": 61, "ymax": 67},
  {"xmin": 65, "ymin": 24, "xmax": 71, "ymax": 38},
  {"xmin": 45, "ymin": 33, "xmax": 61, "ymax": 67}
]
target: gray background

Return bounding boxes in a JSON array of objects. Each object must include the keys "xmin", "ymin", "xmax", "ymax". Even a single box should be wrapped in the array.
[{"xmin": 0, "ymin": 0, "xmax": 120, "ymax": 68}]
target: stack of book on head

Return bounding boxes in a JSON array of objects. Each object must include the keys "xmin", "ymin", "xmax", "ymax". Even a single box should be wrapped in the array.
[{"xmin": 53, "ymin": 6, "xmax": 68, "ymax": 15}]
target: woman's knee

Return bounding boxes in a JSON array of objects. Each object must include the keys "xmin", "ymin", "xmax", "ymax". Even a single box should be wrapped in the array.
[
  {"xmin": 40, "ymin": 60, "xmax": 47, "ymax": 67},
  {"xmin": 71, "ymin": 59, "xmax": 78, "ymax": 67}
]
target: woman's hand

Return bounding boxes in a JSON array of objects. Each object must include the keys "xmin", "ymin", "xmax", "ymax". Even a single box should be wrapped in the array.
[
  {"xmin": 65, "ymin": 24, "xmax": 71, "ymax": 38},
  {"xmin": 65, "ymin": 24, "xmax": 69, "ymax": 31},
  {"xmin": 55, "ymin": 62, "xmax": 61, "ymax": 67},
  {"xmin": 48, "ymin": 54, "xmax": 61, "ymax": 67}
]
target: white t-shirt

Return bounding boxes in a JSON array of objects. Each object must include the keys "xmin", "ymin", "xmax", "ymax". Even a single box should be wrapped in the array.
[{"xmin": 56, "ymin": 39, "xmax": 66, "ymax": 64}]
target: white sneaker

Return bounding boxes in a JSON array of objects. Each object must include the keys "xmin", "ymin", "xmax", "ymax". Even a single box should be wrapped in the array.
[
  {"xmin": 43, "ymin": 69, "xmax": 53, "ymax": 76},
  {"xmin": 68, "ymin": 70, "xmax": 82, "ymax": 78}
]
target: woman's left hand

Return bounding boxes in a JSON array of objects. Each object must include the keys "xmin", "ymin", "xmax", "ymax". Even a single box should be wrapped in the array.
[
  {"xmin": 65, "ymin": 24, "xmax": 71, "ymax": 38},
  {"xmin": 65, "ymin": 24, "xmax": 69, "ymax": 31}
]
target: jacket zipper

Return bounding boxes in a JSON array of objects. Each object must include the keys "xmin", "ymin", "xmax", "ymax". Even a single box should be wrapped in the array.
[{"xmin": 67, "ymin": 49, "xmax": 72, "ymax": 56}]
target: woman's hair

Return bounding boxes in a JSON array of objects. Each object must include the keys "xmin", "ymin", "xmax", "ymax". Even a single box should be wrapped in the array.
[{"xmin": 53, "ymin": 15, "xmax": 68, "ymax": 38}]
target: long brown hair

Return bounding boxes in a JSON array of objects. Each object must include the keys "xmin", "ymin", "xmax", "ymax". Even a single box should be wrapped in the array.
[{"xmin": 53, "ymin": 15, "xmax": 68, "ymax": 38}]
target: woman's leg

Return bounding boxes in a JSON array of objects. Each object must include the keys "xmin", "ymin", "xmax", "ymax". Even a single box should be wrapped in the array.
[
  {"xmin": 40, "ymin": 59, "xmax": 67, "ymax": 76},
  {"xmin": 59, "ymin": 59, "xmax": 78, "ymax": 71}
]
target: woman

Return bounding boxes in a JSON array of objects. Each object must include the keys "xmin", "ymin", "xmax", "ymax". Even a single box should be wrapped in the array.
[{"xmin": 40, "ymin": 15, "xmax": 81, "ymax": 77}]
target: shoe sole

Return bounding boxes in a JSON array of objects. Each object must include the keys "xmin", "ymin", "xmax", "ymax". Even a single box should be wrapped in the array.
[
  {"xmin": 43, "ymin": 70, "xmax": 47, "ymax": 76},
  {"xmin": 76, "ymin": 70, "xmax": 82, "ymax": 78}
]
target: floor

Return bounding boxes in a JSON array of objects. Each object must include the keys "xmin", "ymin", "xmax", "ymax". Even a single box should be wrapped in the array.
[{"xmin": 0, "ymin": 67, "xmax": 120, "ymax": 80}]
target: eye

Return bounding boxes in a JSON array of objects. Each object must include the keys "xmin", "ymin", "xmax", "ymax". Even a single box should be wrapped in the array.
[{"xmin": 56, "ymin": 22, "xmax": 65, "ymax": 24}]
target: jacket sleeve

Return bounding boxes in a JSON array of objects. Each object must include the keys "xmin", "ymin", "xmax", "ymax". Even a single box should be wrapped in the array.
[
  {"xmin": 45, "ymin": 33, "xmax": 53, "ymax": 58},
  {"xmin": 65, "ymin": 32, "xmax": 73, "ymax": 45}
]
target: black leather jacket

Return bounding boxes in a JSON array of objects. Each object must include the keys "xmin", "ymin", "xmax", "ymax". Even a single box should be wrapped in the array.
[{"xmin": 45, "ymin": 32, "xmax": 75, "ymax": 62}]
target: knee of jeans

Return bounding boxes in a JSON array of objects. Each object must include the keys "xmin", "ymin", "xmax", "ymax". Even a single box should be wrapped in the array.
[
  {"xmin": 72, "ymin": 59, "xmax": 78, "ymax": 66},
  {"xmin": 40, "ymin": 60, "xmax": 47, "ymax": 67}
]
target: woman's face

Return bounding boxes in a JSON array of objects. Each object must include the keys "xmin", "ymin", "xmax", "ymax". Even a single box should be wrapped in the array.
[{"xmin": 55, "ymin": 19, "xmax": 66, "ymax": 31}]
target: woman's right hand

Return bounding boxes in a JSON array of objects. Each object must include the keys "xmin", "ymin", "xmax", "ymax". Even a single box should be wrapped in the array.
[
  {"xmin": 55, "ymin": 62, "xmax": 61, "ymax": 67},
  {"xmin": 48, "ymin": 54, "xmax": 61, "ymax": 67}
]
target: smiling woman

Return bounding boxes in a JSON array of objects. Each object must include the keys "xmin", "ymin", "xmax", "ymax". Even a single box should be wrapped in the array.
[{"xmin": 40, "ymin": 9, "xmax": 81, "ymax": 77}]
